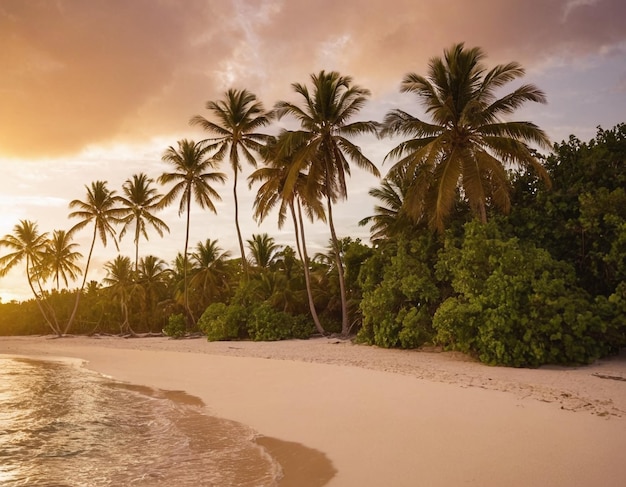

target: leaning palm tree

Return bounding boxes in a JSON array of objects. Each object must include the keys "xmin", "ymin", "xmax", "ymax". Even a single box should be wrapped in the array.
[
  {"xmin": 66, "ymin": 181, "xmax": 124, "ymax": 334},
  {"xmin": 190, "ymin": 88, "xmax": 272, "ymax": 276},
  {"xmin": 42, "ymin": 230, "xmax": 83, "ymax": 290},
  {"xmin": 273, "ymin": 70, "xmax": 380, "ymax": 336},
  {"xmin": 381, "ymin": 43, "xmax": 551, "ymax": 231},
  {"xmin": 158, "ymin": 139, "xmax": 226, "ymax": 323},
  {"xmin": 0, "ymin": 220, "xmax": 61, "ymax": 335},
  {"xmin": 117, "ymin": 173, "xmax": 170, "ymax": 273}
]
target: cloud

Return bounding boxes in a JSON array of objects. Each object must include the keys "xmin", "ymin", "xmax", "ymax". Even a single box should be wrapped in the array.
[{"xmin": 1, "ymin": 0, "xmax": 625, "ymax": 159}]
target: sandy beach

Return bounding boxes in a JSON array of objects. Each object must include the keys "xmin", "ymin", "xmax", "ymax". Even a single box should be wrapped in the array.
[{"xmin": 1, "ymin": 335, "xmax": 625, "ymax": 486}]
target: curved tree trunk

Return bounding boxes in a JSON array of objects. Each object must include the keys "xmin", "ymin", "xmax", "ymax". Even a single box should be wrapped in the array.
[
  {"xmin": 326, "ymin": 194, "xmax": 349, "ymax": 336},
  {"xmin": 64, "ymin": 224, "xmax": 97, "ymax": 335},
  {"xmin": 26, "ymin": 259, "xmax": 61, "ymax": 336},
  {"xmin": 183, "ymin": 190, "xmax": 195, "ymax": 327},
  {"xmin": 292, "ymin": 200, "xmax": 325, "ymax": 335},
  {"xmin": 232, "ymin": 167, "xmax": 248, "ymax": 278}
]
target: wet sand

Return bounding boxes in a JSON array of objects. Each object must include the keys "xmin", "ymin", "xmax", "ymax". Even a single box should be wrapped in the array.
[{"xmin": 1, "ymin": 335, "xmax": 625, "ymax": 486}]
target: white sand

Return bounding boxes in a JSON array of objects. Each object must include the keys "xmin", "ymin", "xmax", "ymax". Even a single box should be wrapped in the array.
[{"xmin": 1, "ymin": 335, "xmax": 625, "ymax": 486}]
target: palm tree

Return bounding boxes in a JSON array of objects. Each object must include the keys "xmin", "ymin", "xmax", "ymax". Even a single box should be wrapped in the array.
[
  {"xmin": 66, "ymin": 180, "xmax": 124, "ymax": 334},
  {"xmin": 158, "ymin": 139, "xmax": 226, "ymax": 323},
  {"xmin": 117, "ymin": 173, "xmax": 170, "ymax": 273},
  {"xmin": 249, "ymin": 137, "xmax": 327, "ymax": 334},
  {"xmin": 0, "ymin": 220, "xmax": 61, "ymax": 335},
  {"xmin": 43, "ymin": 230, "xmax": 83, "ymax": 290},
  {"xmin": 190, "ymin": 88, "xmax": 272, "ymax": 276},
  {"xmin": 102, "ymin": 255, "xmax": 138, "ymax": 335},
  {"xmin": 273, "ymin": 70, "xmax": 380, "ymax": 336},
  {"xmin": 137, "ymin": 255, "xmax": 172, "ymax": 332},
  {"xmin": 358, "ymin": 165, "xmax": 419, "ymax": 241},
  {"xmin": 246, "ymin": 233, "xmax": 280, "ymax": 269},
  {"xmin": 381, "ymin": 43, "xmax": 551, "ymax": 231},
  {"xmin": 188, "ymin": 239, "xmax": 232, "ymax": 312}
]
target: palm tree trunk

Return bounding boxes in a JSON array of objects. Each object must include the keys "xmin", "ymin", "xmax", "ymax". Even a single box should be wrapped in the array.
[
  {"xmin": 184, "ymin": 190, "xmax": 194, "ymax": 326},
  {"xmin": 64, "ymin": 225, "xmax": 97, "ymax": 334},
  {"xmin": 326, "ymin": 194, "xmax": 349, "ymax": 336},
  {"xmin": 292, "ymin": 200, "xmax": 325, "ymax": 335},
  {"xmin": 26, "ymin": 259, "xmax": 61, "ymax": 336},
  {"xmin": 134, "ymin": 220, "xmax": 140, "ymax": 275},
  {"xmin": 34, "ymin": 274, "xmax": 61, "ymax": 334},
  {"xmin": 232, "ymin": 167, "xmax": 248, "ymax": 277}
]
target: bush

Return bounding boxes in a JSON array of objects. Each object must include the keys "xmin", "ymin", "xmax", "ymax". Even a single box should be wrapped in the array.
[
  {"xmin": 198, "ymin": 301, "xmax": 315, "ymax": 342},
  {"xmin": 163, "ymin": 313, "xmax": 186, "ymax": 339},
  {"xmin": 357, "ymin": 237, "xmax": 439, "ymax": 348},
  {"xmin": 198, "ymin": 303, "xmax": 248, "ymax": 341},
  {"xmin": 247, "ymin": 303, "xmax": 314, "ymax": 341},
  {"xmin": 433, "ymin": 222, "xmax": 622, "ymax": 366}
]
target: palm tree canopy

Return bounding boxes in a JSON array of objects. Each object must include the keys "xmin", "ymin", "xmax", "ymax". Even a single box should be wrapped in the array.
[
  {"xmin": 43, "ymin": 229, "xmax": 83, "ymax": 288},
  {"xmin": 381, "ymin": 43, "xmax": 551, "ymax": 231},
  {"xmin": 359, "ymin": 165, "xmax": 419, "ymax": 241},
  {"xmin": 138, "ymin": 255, "xmax": 171, "ymax": 283},
  {"xmin": 0, "ymin": 220, "xmax": 48, "ymax": 277},
  {"xmin": 190, "ymin": 239, "xmax": 232, "ymax": 268},
  {"xmin": 68, "ymin": 180, "xmax": 124, "ymax": 248},
  {"xmin": 249, "ymin": 135, "xmax": 326, "ymax": 228},
  {"xmin": 158, "ymin": 139, "xmax": 226, "ymax": 214},
  {"xmin": 273, "ymin": 70, "xmax": 381, "ymax": 201},
  {"xmin": 247, "ymin": 233, "xmax": 281, "ymax": 269},
  {"xmin": 118, "ymin": 172, "xmax": 170, "ymax": 242},
  {"xmin": 102, "ymin": 255, "xmax": 134, "ymax": 288},
  {"xmin": 190, "ymin": 88, "xmax": 272, "ymax": 172}
]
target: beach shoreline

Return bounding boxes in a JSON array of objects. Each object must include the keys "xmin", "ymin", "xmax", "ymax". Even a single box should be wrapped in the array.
[{"xmin": 1, "ymin": 335, "xmax": 626, "ymax": 486}]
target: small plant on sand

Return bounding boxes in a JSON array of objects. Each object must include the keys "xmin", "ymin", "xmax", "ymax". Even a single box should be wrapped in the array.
[{"xmin": 163, "ymin": 313, "xmax": 186, "ymax": 339}]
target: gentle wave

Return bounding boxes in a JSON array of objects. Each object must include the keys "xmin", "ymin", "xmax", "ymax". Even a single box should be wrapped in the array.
[{"xmin": 0, "ymin": 355, "xmax": 281, "ymax": 486}]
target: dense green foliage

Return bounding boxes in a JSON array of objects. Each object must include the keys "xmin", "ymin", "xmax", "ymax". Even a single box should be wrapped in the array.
[
  {"xmin": 357, "ymin": 124, "xmax": 626, "ymax": 365},
  {"xmin": 433, "ymin": 222, "xmax": 619, "ymax": 366},
  {"xmin": 198, "ymin": 301, "xmax": 314, "ymax": 341},
  {"xmin": 357, "ymin": 236, "xmax": 439, "ymax": 348}
]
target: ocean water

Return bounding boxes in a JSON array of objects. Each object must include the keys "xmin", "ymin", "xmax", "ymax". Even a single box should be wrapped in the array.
[{"xmin": 0, "ymin": 355, "xmax": 281, "ymax": 486}]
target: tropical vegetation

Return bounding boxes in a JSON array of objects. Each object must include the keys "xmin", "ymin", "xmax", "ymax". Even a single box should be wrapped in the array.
[{"xmin": 1, "ymin": 44, "xmax": 624, "ymax": 367}]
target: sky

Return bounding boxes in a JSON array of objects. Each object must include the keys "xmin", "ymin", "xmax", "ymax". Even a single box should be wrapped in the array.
[{"xmin": 1, "ymin": 0, "xmax": 625, "ymax": 302}]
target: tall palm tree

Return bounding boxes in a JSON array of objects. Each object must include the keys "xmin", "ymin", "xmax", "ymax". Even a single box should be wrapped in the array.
[
  {"xmin": 0, "ymin": 220, "xmax": 61, "ymax": 335},
  {"xmin": 381, "ymin": 43, "xmax": 551, "ymax": 231},
  {"xmin": 158, "ymin": 139, "xmax": 226, "ymax": 322},
  {"xmin": 117, "ymin": 173, "xmax": 170, "ymax": 273},
  {"xmin": 43, "ymin": 230, "xmax": 83, "ymax": 290},
  {"xmin": 66, "ymin": 181, "xmax": 124, "ymax": 334},
  {"xmin": 190, "ymin": 88, "xmax": 272, "ymax": 276},
  {"xmin": 273, "ymin": 70, "xmax": 380, "ymax": 336},
  {"xmin": 246, "ymin": 233, "xmax": 280, "ymax": 269},
  {"xmin": 249, "ymin": 137, "xmax": 327, "ymax": 334}
]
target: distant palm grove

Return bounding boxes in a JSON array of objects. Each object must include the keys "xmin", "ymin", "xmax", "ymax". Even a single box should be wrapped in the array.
[{"xmin": 1, "ymin": 44, "xmax": 625, "ymax": 367}]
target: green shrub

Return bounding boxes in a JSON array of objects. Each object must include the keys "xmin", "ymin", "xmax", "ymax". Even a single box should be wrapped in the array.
[
  {"xmin": 198, "ymin": 303, "xmax": 248, "ymax": 341},
  {"xmin": 433, "ymin": 221, "xmax": 622, "ymax": 366},
  {"xmin": 247, "ymin": 303, "xmax": 314, "ymax": 341},
  {"xmin": 357, "ymin": 237, "xmax": 439, "ymax": 348},
  {"xmin": 163, "ymin": 313, "xmax": 186, "ymax": 339}
]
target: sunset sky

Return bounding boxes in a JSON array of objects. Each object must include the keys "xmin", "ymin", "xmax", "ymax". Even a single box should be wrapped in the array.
[{"xmin": 1, "ymin": 0, "xmax": 625, "ymax": 301}]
